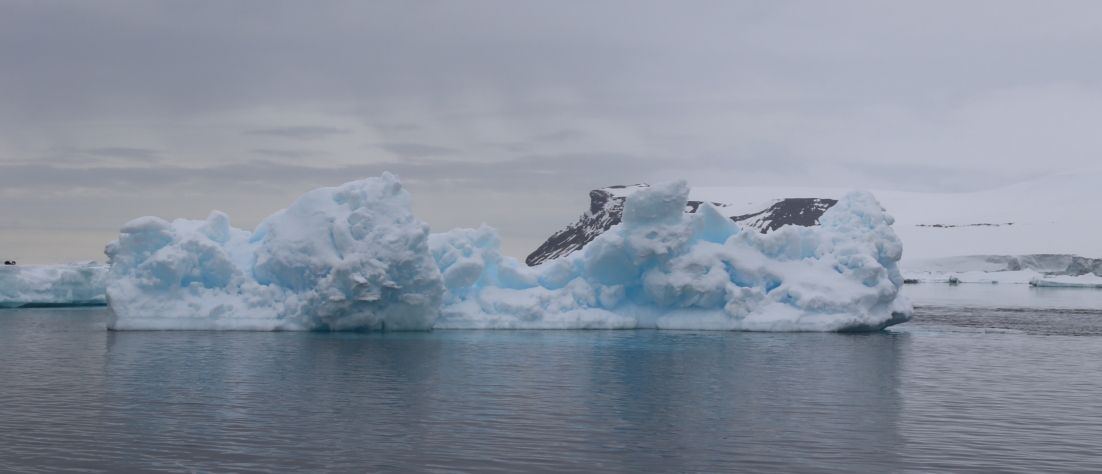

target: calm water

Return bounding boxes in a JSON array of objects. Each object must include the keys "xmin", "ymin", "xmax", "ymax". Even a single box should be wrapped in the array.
[{"xmin": 1, "ymin": 285, "xmax": 1102, "ymax": 473}]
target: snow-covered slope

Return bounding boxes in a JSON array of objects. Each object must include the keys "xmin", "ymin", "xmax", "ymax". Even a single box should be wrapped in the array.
[
  {"xmin": 524, "ymin": 186, "xmax": 638, "ymax": 266},
  {"xmin": 0, "ymin": 262, "xmax": 108, "ymax": 308},
  {"xmin": 693, "ymin": 166, "xmax": 1102, "ymax": 263}
]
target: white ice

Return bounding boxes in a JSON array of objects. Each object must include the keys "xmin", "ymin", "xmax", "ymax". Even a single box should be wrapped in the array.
[
  {"xmin": 434, "ymin": 180, "xmax": 913, "ymax": 331},
  {"xmin": 0, "ymin": 262, "xmax": 108, "ymax": 308},
  {"xmin": 105, "ymin": 173, "xmax": 444, "ymax": 330},
  {"xmin": 1030, "ymin": 274, "xmax": 1102, "ymax": 288}
]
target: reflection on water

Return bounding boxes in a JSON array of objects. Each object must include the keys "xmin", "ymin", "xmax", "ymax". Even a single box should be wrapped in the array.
[
  {"xmin": 1, "ymin": 309, "xmax": 905, "ymax": 473},
  {"xmin": 911, "ymin": 306, "xmax": 1102, "ymax": 336},
  {"xmin": 2, "ymin": 297, "xmax": 1102, "ymax": 472}
]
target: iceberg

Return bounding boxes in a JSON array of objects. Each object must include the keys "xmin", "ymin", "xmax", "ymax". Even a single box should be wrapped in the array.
[
  {"xmin": 105, "ymin": 173, "xmax": 444, "ymax": 330},
  {"xmin": 105, "ymin": 174, "xmax": 912, "ymax": 332},
  {"xmin": 434, "ymin": 180, "xmax": 912, "ymax": 331},
  {"xmin": 1029, "ymin": 274, "xmax": 1102, "ymax": 288},
  {"xmin": 0, "ymin": 262, "xmax": 108, "ymax": 308}
]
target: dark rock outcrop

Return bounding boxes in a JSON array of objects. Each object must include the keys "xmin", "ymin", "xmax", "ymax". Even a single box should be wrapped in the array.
[
  {"xmin": 525, "ymin": 189, "xmax": 629, "ymax": 266},
  {"xmin": 728, "ymin": 198, "xmax": 838, "ymax": 234},
  {"xmin": 525, "ymin": 186, "xmax": 837, "ymax": 266}
]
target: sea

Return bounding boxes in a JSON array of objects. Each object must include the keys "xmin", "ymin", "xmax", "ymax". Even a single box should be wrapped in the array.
[{"xmin": 2, "ymin": 284, "xmax": 1102, "ymax": 473}]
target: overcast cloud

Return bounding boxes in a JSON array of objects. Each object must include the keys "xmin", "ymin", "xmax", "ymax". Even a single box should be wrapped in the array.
[{"xmin": 2, "ymin": 0, "xmax": 1101, "ymax": 263}]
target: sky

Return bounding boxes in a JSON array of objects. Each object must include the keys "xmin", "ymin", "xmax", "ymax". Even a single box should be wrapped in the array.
[{"xmin": 3, "ymin": 0, "xmax": 1102, "ymax": 264}]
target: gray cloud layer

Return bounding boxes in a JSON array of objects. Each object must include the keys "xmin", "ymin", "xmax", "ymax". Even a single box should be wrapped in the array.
[
  {"xmin": 245, "ymin": 126, "xmax": 351, "ymax": 140},
  {"xmin": 2, "ymin": 1, "xmax": 1101, "ymax": 262}
]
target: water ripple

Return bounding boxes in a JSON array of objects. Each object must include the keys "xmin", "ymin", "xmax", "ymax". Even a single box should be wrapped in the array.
[{"xmin": 0, "ymin": 307, "xmax": 1100, "ymax": 472}]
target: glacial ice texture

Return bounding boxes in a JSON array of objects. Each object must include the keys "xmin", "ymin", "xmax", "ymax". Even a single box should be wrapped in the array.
[
  {"xmin": 434, "ymin": 180, "xmax": 913, "ymax": 331},
  {"xmin": 105, "ymin": 173, "xmax": 444, "ymax": 330},
  {"xmin": 0, "ymin": 262, "xmax": 108, "ymax": 308}
]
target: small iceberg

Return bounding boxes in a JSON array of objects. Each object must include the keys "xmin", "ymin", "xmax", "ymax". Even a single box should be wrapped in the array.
[
  {"xmin": 1030, "ymin": 275, "xmax": 1102, "ymax": 288},
  {"xmin": 0, "ymin": 262, "xmax": 109, "ymax": 308}
]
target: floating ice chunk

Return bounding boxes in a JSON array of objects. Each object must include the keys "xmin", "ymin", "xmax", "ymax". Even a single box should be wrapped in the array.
[
  {"xmin": 105, "ymin": 173, "xmax": 444, "ymax": 331},
  {"xmin": 434, "ymin": 182, "xmax": 913, "ymax": 331},
  {"xmin": 1030, "ymin": 274, "xmax": 1102, "ymax": 288},
  {"xmin": 0, "ymin": 262, "xmax": 108, "ymax": 308}
]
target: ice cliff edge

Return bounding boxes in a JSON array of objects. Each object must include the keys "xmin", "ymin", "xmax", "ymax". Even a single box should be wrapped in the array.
[{"xmin": 105, "ymin": 174, "xmax": 912, "ymax": 331}]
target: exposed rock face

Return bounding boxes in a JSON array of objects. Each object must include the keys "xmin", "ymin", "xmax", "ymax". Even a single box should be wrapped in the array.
[
  {"xmin": 525, "ymin": 185, "xmax": 837, "ymax": 266},
  {"xmin": 524, "ymin": 189, "xmax": 627, "ymax": 266},
  {"xmin": 729, "ymin": 198, "xmax": 838, "ymax": 233}
]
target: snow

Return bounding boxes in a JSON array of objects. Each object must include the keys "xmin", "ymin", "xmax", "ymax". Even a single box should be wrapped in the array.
[
  {"xmin": 105, "ymin": 173, "xmax": 444, "ymax": 330},
  {"xmin": 434, "ymin": 180, "xmax": 912, "ymax": 331},
  {"xmin": 901, "ymin": 269, "xmax": 1044, "ymax": 285},
  {"xmin": 0, "ymin": 262, "xmax": 108, "ymax": 308},
  {"xmin": 901, "ymin": 256, "xmax": 1022, "ymax": 273},
  {"xmin": 691, "ymin": 165, "xmax": 1102, "ymax": 262}
]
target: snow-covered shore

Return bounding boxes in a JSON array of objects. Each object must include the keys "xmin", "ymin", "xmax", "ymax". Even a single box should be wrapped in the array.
[{"xmin": 899, "ymin": 253, "xmax": 1102, "ymax": 286}]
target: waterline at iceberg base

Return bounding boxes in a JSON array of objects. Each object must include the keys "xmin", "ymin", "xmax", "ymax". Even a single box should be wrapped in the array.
[{"xmin": 105, "ymin": 173, "xmax": 913, "ymax": 331}]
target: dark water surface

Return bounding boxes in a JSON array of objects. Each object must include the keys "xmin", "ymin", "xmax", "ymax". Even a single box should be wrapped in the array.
[{"xmin": 2, "ymin": 286, "xmax": 1102, "ymax": 473}]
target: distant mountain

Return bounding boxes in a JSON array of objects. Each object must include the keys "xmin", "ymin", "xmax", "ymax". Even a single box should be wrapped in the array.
[
  {"xmin": 727, "ymin": 198, "xmax": 838, "ymax": 233},
  {"xmin": 525, "ymin": 184, "xmax": 836, "ymax": 266},
  {"xmin": 903, "ymin": 254, "xmax": 1102, "ymax": 276},
  {"xmin": 696, "ymin": 167, "xmax": 1102, "ymax": 265},
  {"xmin": 527, "ymin": 167, "xmax": 1102, "ymax": 267}
]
